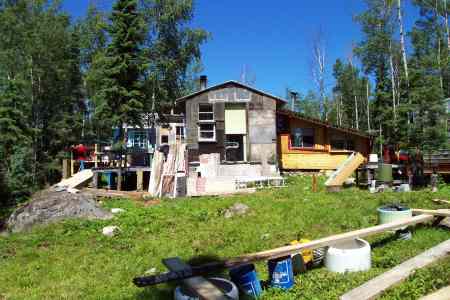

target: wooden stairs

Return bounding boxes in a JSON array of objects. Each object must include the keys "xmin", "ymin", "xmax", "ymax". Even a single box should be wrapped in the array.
[{"xmin": 325, "ymin": 152, "xmax": 365, "ymax": 188}]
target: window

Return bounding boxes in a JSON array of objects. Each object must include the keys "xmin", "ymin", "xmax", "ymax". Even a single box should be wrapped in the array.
[
  {"xmin": 199, "ymin": 123, "xmax": 216, "ymax": 141},
  {"xmin": 198, "ymin": 103, "xmax": 215, "ymax": 141},
  {"xmin": 291, "ymin": 128, "xmax": 314, "ymax": 148},
  {"xmin": 209, "ymin": 88, "xmax": 251, "ymax": 102},
  {"xmin": 198, "ymin": 104, "xmax": 214, "ymax": 122},
  {"xmin": 176, "ymin": 126, "xmax": 185, "ymax": 140},
  {"xmin": 129, "ymin": 130, "xmax": 148, "ymax": 149},
  {"xmin": 331, "ymin": 139, "xmax": 355, "ymax": 151},
  {"xmin": 161, "ymin": 135, "xmax": 169, "ymax": 144}
]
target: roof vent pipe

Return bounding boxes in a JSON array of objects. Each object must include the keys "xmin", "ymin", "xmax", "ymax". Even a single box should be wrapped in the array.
[
  {"xmin": 290, "ymin": 91, "xmax": 298, "ymax": 112},
  {"xmin": 199, "ymin": 75, "xmax": 207, "ymax": 91}
]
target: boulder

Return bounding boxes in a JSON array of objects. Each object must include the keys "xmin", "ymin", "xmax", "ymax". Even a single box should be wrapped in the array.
[
  {"xmin": 224, "ymin": 203, "xmax": 250, "ymax": 218},
  {"xmin": 6, "ymin": 188, "xmax": 113, "ymax": 233}
]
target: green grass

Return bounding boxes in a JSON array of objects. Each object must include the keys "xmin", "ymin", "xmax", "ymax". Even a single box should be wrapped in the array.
[{"xmin": 0, "ymin": 175, "xmax": 449, "ymax": 299}]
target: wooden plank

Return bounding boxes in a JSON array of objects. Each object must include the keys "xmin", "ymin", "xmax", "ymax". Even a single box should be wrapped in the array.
[
  {"xmin": 224, "ymin": 214, "xmax": 435, "ymax": 267},
  {"xmin": 163, "ymin": 257, "xmax": 228, "ymax": 300},
  {"xmin": 325, "ymin": 152, "xmax": 365, "ymax": 186},
  {"xmin": 56, "ymin": 169, "xmax": 93, "ymax": 189},
  {"xmin": 420, "ymin": 285, "xmax": 450, "ymax": 300},
  {"xmin": 134, "ymin": 214, "xmax": 438, "ymax": 287},
  {"xmin": 340, "ymin": 239, "xmax": 450, "ymax": 300},
  {"xmin": 432, "ymin": 199, "xmax": 450, "ymax": 205},
  {"xmin": 413, "ymin": 209, "xmax": 450, "ymax": 218}
]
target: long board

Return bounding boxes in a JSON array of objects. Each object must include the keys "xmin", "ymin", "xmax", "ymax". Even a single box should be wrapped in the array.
[
  {"xmin": 340, "ymin": 239, "xmax": 450, "ymax": 300},
  {"xmin": 134, "ymin": 214, "xmax": 435, "ymax": 286},
  {"xmin": 420, "ymin": 285, "xmax": 450, "ymax": 300},
  {"xmin": 412, "ymin": 209, "xmax": 450, "ymax": 218}
]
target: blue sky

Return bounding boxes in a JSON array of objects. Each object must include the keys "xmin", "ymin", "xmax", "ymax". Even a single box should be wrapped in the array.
[{"xmin": 62, "ymin": 0, "xmax": 419, "ymax": 98}]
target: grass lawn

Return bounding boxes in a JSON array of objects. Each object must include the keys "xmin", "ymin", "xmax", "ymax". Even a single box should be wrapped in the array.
[{"xmin": 1, "ymin": 175, "xmax": 450, "ymax": 300}]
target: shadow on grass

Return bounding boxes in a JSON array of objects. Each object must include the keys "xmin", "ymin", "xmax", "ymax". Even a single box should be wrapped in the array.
[{"xmin": 127, "ymin": 254, "xmax": 228, "ymax": 300}]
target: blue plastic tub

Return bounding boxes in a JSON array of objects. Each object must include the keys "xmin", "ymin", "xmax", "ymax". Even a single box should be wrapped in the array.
[
  {"xmin": 229, "ymin": 264, "xmax": 262, "ymax": 298},
  {"xmin": 268, "ymin": 256, "xmax": 295, "ymax": 289}
]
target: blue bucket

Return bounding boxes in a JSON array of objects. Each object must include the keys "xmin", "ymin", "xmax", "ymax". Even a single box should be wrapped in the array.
[
  {"xmin": 229, "ymin": 264, "xmax": 262, "ymax": 298},
  {"xmin": 268, "ymin": 256, "xmax": 294, "ymax": 289}
]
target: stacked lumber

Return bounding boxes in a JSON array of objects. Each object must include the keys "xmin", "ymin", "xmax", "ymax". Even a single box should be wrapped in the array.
[{"xmin": 148, "ymin": 142, "xmax": 187, "ymax": 197}]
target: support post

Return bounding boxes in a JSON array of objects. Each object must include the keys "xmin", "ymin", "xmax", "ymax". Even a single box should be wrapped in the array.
[
  {"xmin": 62, "ymin": 159, "xmax": 70, "ymax": 179},
  {"xmin": 70, "ymin": 152, "xmax": 75, "ymax": 176},
  {"xmin": 93, "ymin": 172, "xmax": 99, "ymax": 189},
  {"xmin": 137, "ymin": 170, "xmax": 144, "ymax": 192},
  {"xmin": 94, "ymin": 143, "xmax": 99, "ymax": 168},
  {"xmin": 117, "ymin": 170, "xmax": 122, "ymax": 191}
]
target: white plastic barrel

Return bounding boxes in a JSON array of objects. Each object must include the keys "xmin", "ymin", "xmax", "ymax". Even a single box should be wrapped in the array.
[
  {"xmin": 174, "ymin": 277, "xmax": 239, "ymax": 300},
  {"xmin": 325, "ymin": 238, "xmax": 371, "ymax": 273}
]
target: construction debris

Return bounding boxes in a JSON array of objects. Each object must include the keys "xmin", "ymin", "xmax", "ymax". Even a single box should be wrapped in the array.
[
  {"xmin": 148, "ymin": 142, "xmax": 187, "ymax": 198},
  {"xmin": 133, "ymin": 214, "xmax": 436, "ymax": 287},
  {"xmin": 6, "ymin": 189, "xmax": 113, "ymax": 233}
]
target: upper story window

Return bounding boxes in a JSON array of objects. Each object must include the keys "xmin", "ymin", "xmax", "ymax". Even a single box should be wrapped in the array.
[
  {"xmin": 198, "ymin": 103, "xmax": 215, "ymax": 142},
  {"xmin": 209, "ymin": 87, "xmax": 251, "ymax": 102},
  {"xmin": 291, "ymin": 128, "xmax": 314, "ymax": 148},
  {"xmin": 176, "ymin": 126, "xmax": 185, "ymax": 140},
  {"xmin": 198, "ymin": 104, "xmax": 214, "ymax": 122}
]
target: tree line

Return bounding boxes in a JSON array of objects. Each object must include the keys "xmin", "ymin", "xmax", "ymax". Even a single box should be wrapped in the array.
[
  {"xmin": 291, "ymin": 0, "xmax": 449, "ymax": 151},
  {"xmin": 0, "ymin": 0, "xmax": 207, "ymax": 204}
]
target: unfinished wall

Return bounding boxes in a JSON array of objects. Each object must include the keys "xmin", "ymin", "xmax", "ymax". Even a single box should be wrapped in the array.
[
  {"xmin": 185, "ymin": 92, "xmax": 225, "ymax": 161},
  {"xmin": 248, "ymin": 93, "xmax": 277, "ymax": 165}
]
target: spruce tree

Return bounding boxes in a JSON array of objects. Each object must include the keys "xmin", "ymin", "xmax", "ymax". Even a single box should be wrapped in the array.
[{"xmin": 93, "ymin": 0, "xmax": 146, "ymax": 141}]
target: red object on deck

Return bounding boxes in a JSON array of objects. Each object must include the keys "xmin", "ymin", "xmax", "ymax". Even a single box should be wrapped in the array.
[{"xmin": 73, "ymin": 144, "xmax": 88, "ymax": 161}]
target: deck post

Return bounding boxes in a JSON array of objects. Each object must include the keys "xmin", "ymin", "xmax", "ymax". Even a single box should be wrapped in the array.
[
  {"xmin": 93, "ymin": 172, "xmax": 99, "ymax": 189},
  {"xmin": 62, "ymin": 159, "xmax": 70, "ymax": 179},
  {"xmin": 137, "ymin": 170, "xmax": 144, "ymax": 192},
  {"xmin": 117, "ymin": 169, "xmax": 122, "ymax": 191}
]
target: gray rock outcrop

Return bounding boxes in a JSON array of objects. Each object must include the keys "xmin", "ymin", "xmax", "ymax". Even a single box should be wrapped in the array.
[{"xmin": 6, "ymin": 188, "xmax": 113, "ymax": 233}]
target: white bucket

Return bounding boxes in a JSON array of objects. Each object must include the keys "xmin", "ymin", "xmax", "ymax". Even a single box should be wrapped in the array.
[
  {"xmin": 369, "ymin": 154, "xmax": 378, "ymax": 163},
  {"xmin": 325, "ymin": 238, "xmax": 371, "ymax": 273},
  {"xmin": 174, "ymin": 277, "xmax": 239, "ymax": 300}
]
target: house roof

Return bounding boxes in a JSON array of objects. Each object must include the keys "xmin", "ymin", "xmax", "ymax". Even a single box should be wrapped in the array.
[
  {"xmin": 277, "ymin": 109, "xmax": 373, "ymax": 139},
  {"xmin": 175, "ymin": 80, "xmax": 287, "ymax": 104}
]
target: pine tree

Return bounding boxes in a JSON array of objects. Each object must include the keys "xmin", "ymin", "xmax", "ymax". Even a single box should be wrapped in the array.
[{"xmin": 0, "ymin": 78, "xmax": 30, "ymax": 204}]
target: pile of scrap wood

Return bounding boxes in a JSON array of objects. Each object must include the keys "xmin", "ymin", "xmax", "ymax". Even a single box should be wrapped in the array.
[{"xmin": 148, "ymin": 142, "xmax": 187, "ymax": 198}]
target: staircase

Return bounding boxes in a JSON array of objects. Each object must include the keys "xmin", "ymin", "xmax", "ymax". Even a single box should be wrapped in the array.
[{"xmin": 325, "ymin": 152, "xmax": 365, "ymax": 187}]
